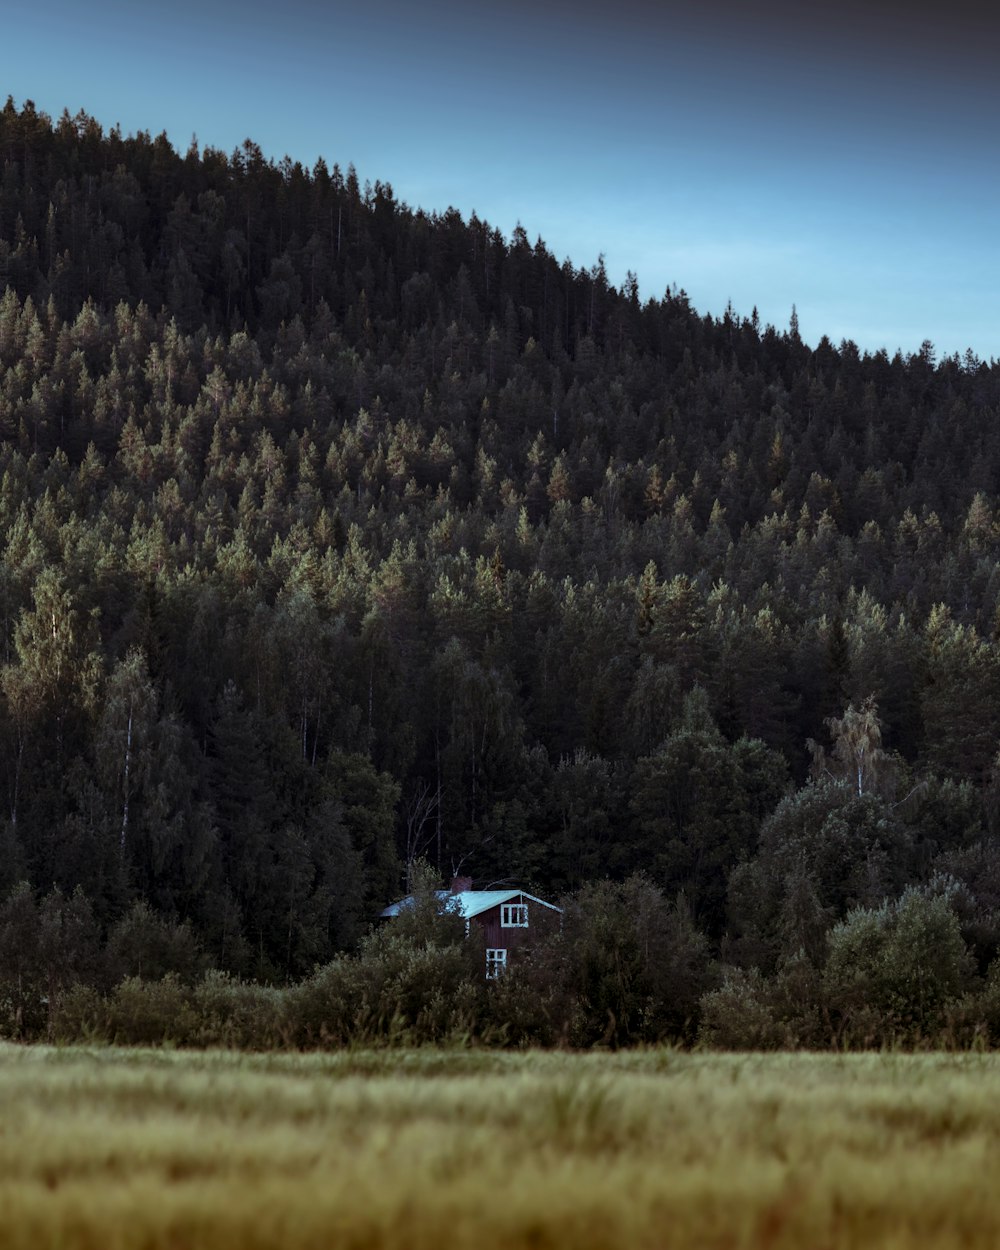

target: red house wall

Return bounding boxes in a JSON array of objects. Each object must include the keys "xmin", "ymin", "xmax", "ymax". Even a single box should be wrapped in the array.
[{"xmin": 471, "ymin": 894, "xmax": 559, "ymax": 958}]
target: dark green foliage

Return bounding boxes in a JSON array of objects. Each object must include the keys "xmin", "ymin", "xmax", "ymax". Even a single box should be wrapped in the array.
[
  {"xmin": 547, "ymin": 749, "xmax": 626, "ymax": 891},
  {"xmin": 1, "ymin": 99, "xmax": 1000, "ymax": 1046},
  {"xmin": 191, "ymin": 971, "xmax": 289, "ymax": 1048},
  {"xmin": 824, "ymin": 886, "xmax": 974, "ymax": 1042},
  {"xmin": 104, "ymin": 899, "xmax": 205, "ymax": 985},
  {"xmin": 0, "ymin": 882, "xmax": 44, "ymax": 1036},
  {"xmin": 554, "ymin": 875, "xmax": 715, "ymax": 1047},
  {"xmin": 291, "ymin": 863, "xmax": 482, "ymax": 1045},
  {"xmin": 698, "ymin": 952, "xmax": 826, "ymax": 1050},
  {"xmin": 631, "ymin": 689, "xmax": 788, "ymax": 936},
  {"xmin": 698, "ymin": 967, "xmax": 787, "ymax": 1050},
  {"xmin": 323, "ymin": 751, "xmax": 400, "ymax": 916},
  {"xmin": 102, "ymin": 974, "xmax": 201, "ymax": 1046},
  {"xmin": 728, "ymin": 781, "xmax": 917, "ymax": 971},
  {"xmin": 0, "ymin": 881, "xmax": 101, "ymax": 1036}
]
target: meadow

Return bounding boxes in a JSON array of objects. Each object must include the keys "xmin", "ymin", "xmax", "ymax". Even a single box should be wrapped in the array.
[
  {"xmin": 1, "ymin": 1045, "xmax": 1000, "ymax": 1250},
  {"xmin": 1, "ymin": 1044, "xmax": 998, "ymax": 1249}
]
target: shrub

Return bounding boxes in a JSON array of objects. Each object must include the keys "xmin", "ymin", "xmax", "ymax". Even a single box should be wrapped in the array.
[
  {"xmin": 698, "ymin": 967, "xmax": 785, "ymax": 1049},
  {"xmin": 0, "ymin": 882, "xmax": 44, "ymax": 1038},
  {"xmin": 824, "ymin": 885, "xmax": 975, "ymax": 1043},
  {"xmin": 104, "ymin": 974, "xmax": 200, "ymax": 1045},
  {"xmin": 289, "ymin": 955, "xmax": 367, "ymax": 1045},
  {"xmin": 290, "ymin": 865, "xmax": 484, "ymax": 1047},
  {"xmin": 483, "ymin": 949, "xmax": 574, "ymax": 1047},
  {"xmin": 560, "ymin": 876, "xmax": 715, "ymax": 1047},
  {"xmin": 47, "ymin": 983, "xmax": 107, "ymax": 1043},
  {"xmin": 192, "ymin": 970, "xmax": 290, "ymax": 1049},
  {"xmin": 292, "ymin": 929, "xmax": 482, "ymax": 1047},
  {"xmin": 105, "ymin": 902, "xmax": 205, "ymax": 986}
]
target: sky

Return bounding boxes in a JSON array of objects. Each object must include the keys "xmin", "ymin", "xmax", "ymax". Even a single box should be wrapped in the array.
[{"xmin": 2, "ymin": 0, "xmax": 998, "ymax": 359}]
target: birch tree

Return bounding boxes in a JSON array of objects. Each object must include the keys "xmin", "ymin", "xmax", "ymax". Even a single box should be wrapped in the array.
[
  {"xmin": 96, "ymin": 648, "xmax": 156, "ymax": 854},
  {"xmin": 810, "ymin": 695, "xmax": 891, "ymax": 798}
]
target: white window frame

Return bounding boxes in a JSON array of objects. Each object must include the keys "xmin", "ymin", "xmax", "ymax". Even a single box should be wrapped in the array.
[
  {"xmin": 501, "ymin": 902, "xmax": 529, "ymax": 928},
  {"xmin": 486, "ymin": 948, "xmax": 507, "ymax": 978}
]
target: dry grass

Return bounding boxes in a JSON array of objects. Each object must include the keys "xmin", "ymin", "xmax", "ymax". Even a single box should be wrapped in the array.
[{"xmin": 2, "ymin": 1045, "xmax": 999, "ymax": 1248}]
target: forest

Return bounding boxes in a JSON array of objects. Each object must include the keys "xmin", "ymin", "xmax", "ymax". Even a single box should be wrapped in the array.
[{"xmin": 2, "ymin": 96, "xmax": 1000, "ymax": 1046}]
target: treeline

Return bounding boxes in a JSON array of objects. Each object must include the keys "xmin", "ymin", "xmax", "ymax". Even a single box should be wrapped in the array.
[
  {"xmin": 2, "ymin": 98, "xmax": 1000, "ymax": 1037},
  {"xmin": 4, "ymin": 859, "xmax": 1000, "ymax": 1050}
]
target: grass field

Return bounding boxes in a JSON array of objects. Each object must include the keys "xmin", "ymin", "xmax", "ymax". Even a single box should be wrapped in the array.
[{"xmin": 2, "ymin": 1045, "xmax": 999, "ymax": 1249}]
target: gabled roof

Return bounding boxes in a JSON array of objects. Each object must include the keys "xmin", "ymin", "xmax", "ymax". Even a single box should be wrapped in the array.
[{"xmin": 380, "ymin": 887, "xmax": 562, "ymax": 920}]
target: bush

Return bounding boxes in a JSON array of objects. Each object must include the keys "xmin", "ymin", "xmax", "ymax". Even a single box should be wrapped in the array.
[
  {"xmin": 47, "ymin": 983, "xmax": 107, "ymax": 1043},
  {"xmin": 289, "ymin": 955, "xmax": 366, "ymax": 1045},
  {"xmin": 698, "ymin": 952, "xmax": 826, "ymax": 1050},
  {"xmin": 824, "ymin": 885, "xmax": 975, "ymax": 1044},
  {"xmin": 104, "ymin": 974, "xmax": 200, "ymax": 1045},
  {"xmin": 560, "ymin": 876, "xmax": 715, "ymax": 1047},
  {"xmin": 698, "ymin": 967, "xmax": 786, "ymax": 1049},
  {"xmin": 192, "ymin": 970, "xmax": 290, "ymax": 1049},
  {"xmin": 292, "ymin": 929, "xmax": 482, "ymax": 1046},
  {"xmin": 105, "ymin": 902, "xmax": 206, "ymax": 986},
  {"xmin": 47, "ymin": 972, "xmax": 291, "ymax": 1049},
  {"xmin": 482, "ymin": 949, "xmax": 575, "ymax": 1047},
  {"xmin": 290, "ymin": 865, "xmax": 484, "ymax": 1047},
  {"xmin": 0, "ymin": 882, "xmax": 44, "ymax": 1038}
]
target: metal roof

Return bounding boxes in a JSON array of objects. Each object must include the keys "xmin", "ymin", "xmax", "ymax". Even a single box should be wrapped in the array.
[{"xmin": 380, "ymin": 888, "xmax": 562, "ymax": 920}]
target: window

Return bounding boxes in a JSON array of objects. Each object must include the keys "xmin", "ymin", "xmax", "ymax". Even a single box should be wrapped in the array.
[
  {"xmin": 486, "ymin": 948, "xmax": 507, "ymax": 979},
  {"xmin": 501, "ymin": 903, "xmax": 529, "ymax": 928}
]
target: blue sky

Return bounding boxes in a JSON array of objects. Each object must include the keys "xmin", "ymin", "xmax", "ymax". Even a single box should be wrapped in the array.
[{"xmin": 2, "ymin": 0, "xmax": 998, "ymax": 358}]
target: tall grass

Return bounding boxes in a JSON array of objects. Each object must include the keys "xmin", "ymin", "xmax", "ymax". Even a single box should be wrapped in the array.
[{"xmin": 2, "ymin": 1046, "xmax": 1000, "ymax": 1248}]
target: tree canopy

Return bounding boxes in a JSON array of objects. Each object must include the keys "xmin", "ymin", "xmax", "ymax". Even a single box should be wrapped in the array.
[{"xmin": 1, "ymin": 99, "xmax": 1000, "ymax": 1025}]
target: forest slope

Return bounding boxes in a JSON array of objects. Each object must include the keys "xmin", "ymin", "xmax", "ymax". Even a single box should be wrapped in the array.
[{"xmin": 1, "ymin": 98, "xmax": 1000, "ymax": 1004}]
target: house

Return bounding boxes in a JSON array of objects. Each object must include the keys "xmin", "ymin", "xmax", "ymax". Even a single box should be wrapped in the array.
[{"xmin": 380, "ymin": 876, "xmax": 562, "ymax": 977}]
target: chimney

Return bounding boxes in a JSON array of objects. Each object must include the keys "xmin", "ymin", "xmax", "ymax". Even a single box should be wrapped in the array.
[{"xmin": 450, "ymin": 876, "xmax": 473, "ymax": 894}]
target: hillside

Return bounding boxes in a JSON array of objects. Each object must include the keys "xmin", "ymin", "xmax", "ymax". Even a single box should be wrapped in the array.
[{"xmin": 2, "ymin": 97, "xmax": 1000, "ymax": 1005}]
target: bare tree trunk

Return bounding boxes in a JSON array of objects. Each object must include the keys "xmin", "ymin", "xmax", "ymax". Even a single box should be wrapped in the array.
[
  {"xmin": 435, "ymin": 730, "xmax": 442, "ymax": 870},
  {"xmin": 10, "ymin": 732, "xmax": 23, "ymax": 828},
  {"xmin": 404, "ymin": 779, "xmax": 441, "ymax": 888},
  {"xmin": 311, "ymin": 692, "xmax": 322, "ymax": 768},
  {"xmin": 120, "ymin": 706, "xmax": 132, "ymax": 851}
]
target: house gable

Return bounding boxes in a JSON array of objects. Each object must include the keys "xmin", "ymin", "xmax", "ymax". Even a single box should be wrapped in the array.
[
  {"xmin": 380, "ymin": 887, "xmax": 561, "ymax": 922},
  {"xmin": 380, "ymin": 883, "xmax": 562, "ymax": 975}
]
